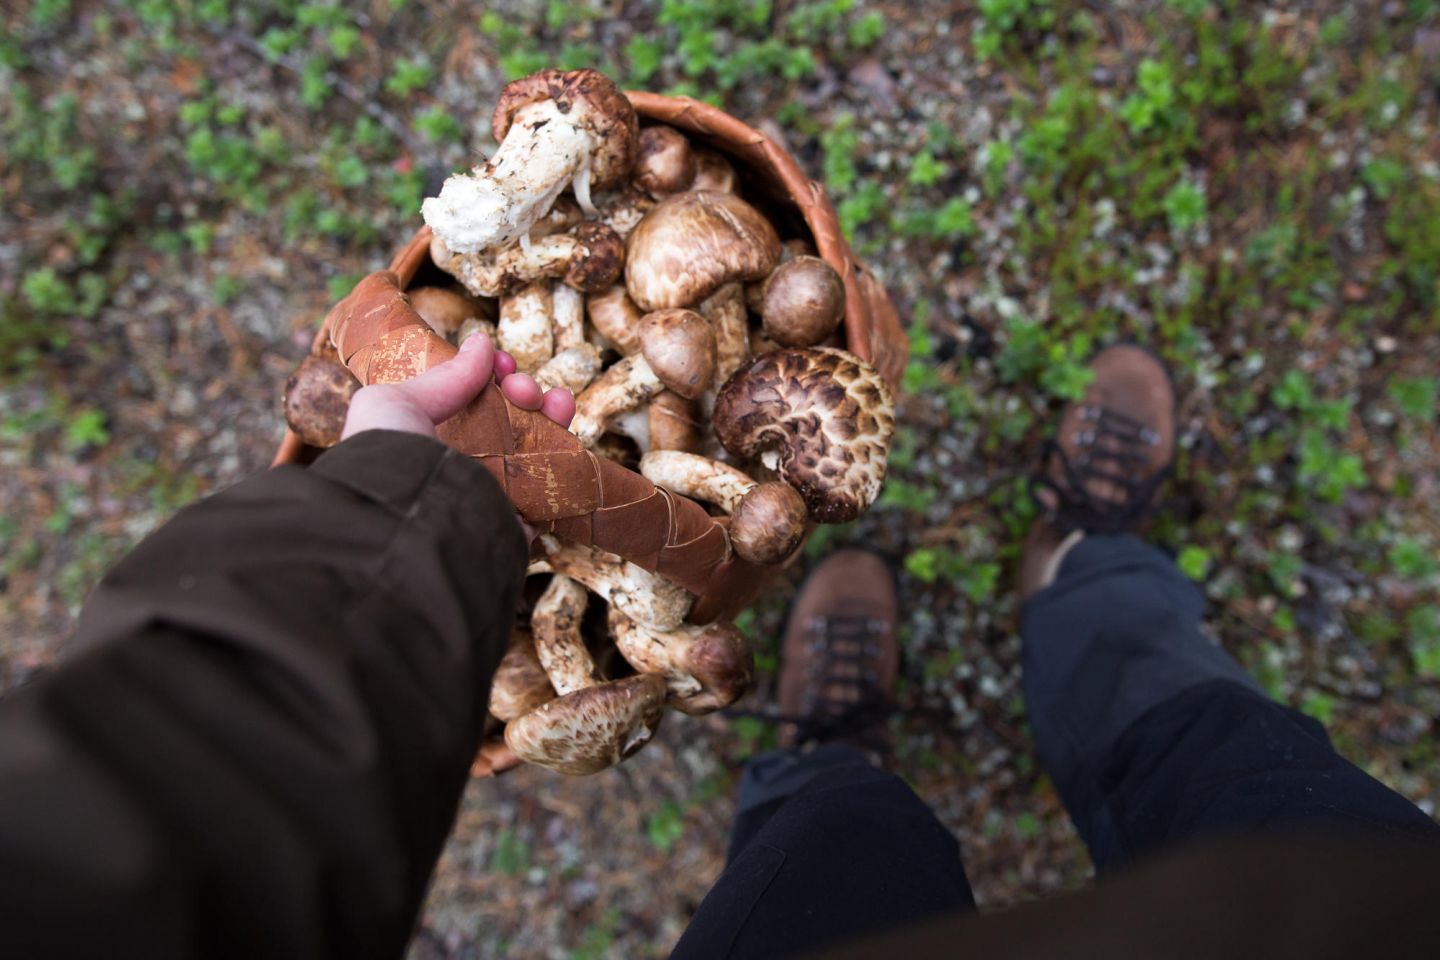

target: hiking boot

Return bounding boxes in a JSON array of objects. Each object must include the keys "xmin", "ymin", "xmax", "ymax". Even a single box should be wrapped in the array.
[
  {"xmin": 776, "ymin": 550, "xmax": 899, "ymax": 754},
  {"xmin": 1021, "ymin": 344, "xmax": 1176, "ymax": 602}
]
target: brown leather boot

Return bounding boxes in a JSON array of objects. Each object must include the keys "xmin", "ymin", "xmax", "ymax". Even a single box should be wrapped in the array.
[
  {"xmin": 1021, "ymin": 345, "xmax": 1176, "ymax": 602},
  {"xmin": 776, "ymin": 550, "xmax": 899, "ymax": 753}
]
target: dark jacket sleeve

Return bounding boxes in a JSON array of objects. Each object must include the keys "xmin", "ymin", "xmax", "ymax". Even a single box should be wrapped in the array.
[{"xmin": 0, "ymin": 430, "xmax": 528, "ymax": 959}]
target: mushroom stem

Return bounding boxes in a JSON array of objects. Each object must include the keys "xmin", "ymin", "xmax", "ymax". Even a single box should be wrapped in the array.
[
  {"xmin": 531, "ymin": 575, "xmax": 596, "ymax": 696},
  {"xmin": 537, "ymin": 536, "xmax": 692, "ymax": 631},
  {"xmin": 699, "ymin": 283, "xmax": 750, "ymax": 384},
  {"xmin": 552, "ymin": 284, "xmax": 586, "ymax": 350},
  {"xmin": 432, "ymin": 222, "xmax": 624, "ymax": 299},
  {"xmin": 534, "ymin": 343, "xmax": 602, "ymax": 395},
  {"xmin": 489, "ymin": 631, "xmax": 557, "ymax": 723},
  {"xmin": 640, "ymin": 450, "xmax": 808, "ymax": 564},
  {"xmin": 498, "ymin": 281, "xmax": 554, "ymax": 373},
  {"xmin": 608, "ymin": 607, "xmax": 753, "ymax": 715},
  {"xmin": 648, "ymin": 392, "xmax": 704, "ymax": 453},
  {"xmin": 570, "ymin": 353, "xmax": 664, "ymax": 446},
  {"xmin": 586, "ymin": 284, "xmax": 644, "ymax": 355}
]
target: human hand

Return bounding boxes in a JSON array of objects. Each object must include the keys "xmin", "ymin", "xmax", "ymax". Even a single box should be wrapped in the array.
[
  {"xmin": 341, "ymin": 333, "xmax": 576, "ymax": 441},
  {"xmin": 341, "ymin": 333, "xmax": 576, "ymax": 542}
]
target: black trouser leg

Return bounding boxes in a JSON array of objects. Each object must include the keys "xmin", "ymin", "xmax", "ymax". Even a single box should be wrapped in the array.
[
  {"xmin": 670, "ymin": 744, "xmax": 974, "ymax": 960},
  {"xmin": 1022, "ymin": 534, "xmax": 1440, "ymax": 870}
]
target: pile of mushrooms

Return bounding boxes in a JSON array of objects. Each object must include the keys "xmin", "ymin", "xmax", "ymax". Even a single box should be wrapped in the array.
[{"xmin": 283, "ymin": 68, "xmax": 896, "ymax": 775}]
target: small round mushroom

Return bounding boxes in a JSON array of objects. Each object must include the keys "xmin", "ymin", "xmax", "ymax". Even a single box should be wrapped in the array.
[
  {"xmin": 712, "ymin": 348, "xmax": 897, "ymax": 524},
  {"xmin": 421, "ymin": 68, "xmax": 638, "ymax": 254},
  {"xmin": 760, "ymin": 256, "xmax": 845, "ymax": 347},
  {"xmin": 432, "ymin": 222, "xmax": 624, "ymax": 298},
  {"xmin": 745, "ymin": 237, "xmax": 817, "ymax": 313},
  {"xmin": 625, "ymin": 191, "xmax": 781, "ymax": 312},
  {"xmin": 570, "ymin": 308, "xmax": 717, "ymax": 444},
  {"xmin": 408, "ymin": 286, "xmax": 496, "ymax": 339},
  {"xmin": 607, "ymin": 607, "xmax": 753, "ymax": 715},
  {"xmin": 488, "ymin": 630, "xmax": 557, "ymax": 723},
  {"xmin": 648, "ymin": 392, "xmax": 705, "ymax": 453},
  {"xmin": 497, "ymin": 281, "xmax": 553, "ymax": 373},
  {"xmin": 690, "ymin": 148, "xmax": 736, "ymax": 194},
  {"xmin": 283, "ymin": 353, "xmax": 361, "ymax": 448},
  {"xmin": 640, "ymin": 450, "xmax": 808, "ymax": 564},
  {"xmin": 633, "ymin": 125, "xmax": 696, "ymax": 199},
  {"xmin": 586, "ymin": 284, "xmax": 644, "ymax": 355},
  {"xmin": 536, "ymin": 536, "xmax": 692, "ymax": 631}
]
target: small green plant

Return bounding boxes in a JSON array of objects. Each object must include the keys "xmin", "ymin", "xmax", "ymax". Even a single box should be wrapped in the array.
[
  {"xmin": 1177, "ymin": 545, "xmax": 1212, "ymax": 581},
  {"xmin": 63, "ymin": 409, "xmax": 110, "ymax": 452},
  {"xmin": 1388, "ymin": 377, "xmax": 1437, "ymax": 421},
  {"xmin": 384, "ymin": 58, "xmax": 433, "ymax": 96},
  {"xmin": 1409, "ymin": 605, "xmax": 1440, "ymax": 679},
  {"xmin": 1390, "ymin": 537, "xmax": 1439, "ymax": 581},
  {"xmin": 1120, "ymin": 59, "xmax": 1177, "ymax": 134},
  {"xmin": 645, "ymin": 800, "xmax": 686, "ymax": 852},
  {"xmin": 1163, "ymin": 181, "xmax": 1207, "ymax": 232},
  {"xmin": 490, "ymin": 828, "xmax": 530, "ymax": 876}
]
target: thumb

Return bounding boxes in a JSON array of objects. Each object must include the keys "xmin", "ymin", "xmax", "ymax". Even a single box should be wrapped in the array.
[{"xmin": 393, "ymin": 333, "xmax": 496, "ymax": 425}]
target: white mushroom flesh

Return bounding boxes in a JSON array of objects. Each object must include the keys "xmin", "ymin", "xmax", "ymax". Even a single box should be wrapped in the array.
[{"xmin": 422, "ymin": 98, "xmax": 598, "ymax": 255}]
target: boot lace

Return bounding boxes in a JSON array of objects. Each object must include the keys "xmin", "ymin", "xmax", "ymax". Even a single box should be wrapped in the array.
[{"xmin": 1030, "ymin": 404, "xmax": 1170, "ymax": 536}]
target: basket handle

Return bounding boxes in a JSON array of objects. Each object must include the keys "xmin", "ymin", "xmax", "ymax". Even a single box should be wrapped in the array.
[{"xmin": 325, "ymin": 264, "xmax": 759, "ymax": 619}]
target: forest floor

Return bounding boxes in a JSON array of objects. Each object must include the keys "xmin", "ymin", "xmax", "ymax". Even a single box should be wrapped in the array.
[{"xmin": 4, "ymin": 1, "xmax": 1440, "ymax": 957}]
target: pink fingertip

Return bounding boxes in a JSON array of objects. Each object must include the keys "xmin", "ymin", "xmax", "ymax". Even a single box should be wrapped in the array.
[
  {"xmin": 501, "ymin": 372, "xmax": 543, "ymax": 409},
  {"xmin": 494, "ymin": 350, "xmax": 517, "ymax": 379},
  {"xmin": 459, "ymin": 331, "xmax": 490, "ymax": 353}
]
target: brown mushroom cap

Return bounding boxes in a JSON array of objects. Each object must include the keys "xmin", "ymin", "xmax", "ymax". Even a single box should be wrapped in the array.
[
  {"xmin": 489, "ymin": 631, "xmax": 557, "ymax": 723},
  {"xmin": 608, "ymin": 609, "xmax": 754, "ymax": 716},
  {"xmin": 638, "ymin": 308, "xmax": 718, "ymax": 400},
  {"xmin": 625, "ymin": 191, "xmax": 781, "ymax": 311},
  {"xmin": 760, "ymin": 255, "xmax": 845, "ymax": 348},
  {"xmin": 284, "ymin": 353, "xmax": 361, "ymax": 448},
  {"xmin": 713, "ymin": 348, "xmax": 896, "ymax": 524},
  {"xmin": 562, "ymin": 222, "xmax": 626, "ymax": 292},
  {"xmin": 691, "ymin": 148, "xmax": 736, "ymax": 193},
  {"xmin": 634, "ymin": 125, "xmax": 696, "ymax": 199},
  {"xmin": 504, "ymin": 673, "xmax": 667, "ymax": 775},
  {"xmin": 730, "ymin": 481, "xmax": 808, "ymax": 564},
  {"xmin": 491, "ymin": 68, "xmax": 639, "ymax": 189}
]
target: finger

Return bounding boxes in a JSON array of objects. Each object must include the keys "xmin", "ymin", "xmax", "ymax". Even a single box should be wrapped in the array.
[
  {"xmin": 539, "ymin": 387, "xmax": 576, "ymax": 428},
  {"xmin": 500, "ymin": 372, "xmax": 543, "ymax": 410},
  {"xmin": 391, "ymin": 333, "xmax": 495, "ymax": 424},
  {"xmin": 494, "ymin": 350, "xmax": 517, "ymax": 380}
]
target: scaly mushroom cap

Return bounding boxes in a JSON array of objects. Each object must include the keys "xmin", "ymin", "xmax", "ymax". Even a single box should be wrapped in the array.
[
  {"xmin": 731, "ymin": 482, "xmax": 808, "ymax": 565},
  {"xmin": 761, "ymin": 255, "xmax": 845, "ymax": 348},
  {"xmin": 625, "ymin": 191, "xmax": 781, "ymax": 311},
  {"xmin": 713, "ymin": 348, "xmax": 896, "ymax": 523},
  {"xmin": 608, "ymin": 609, "xmax": 753, "ymax": 716},
  {"xmin": 634, "ymin": 125, "xmax": 696, "ymax": 199},
  {"xmin": 561, "ymin": 222, "xmax": 627, "ymax": 292},
  {"xmin": 431, "ymin": 222, "xmax": 623, "ymax": 297},
  {"xmin": 488, "ymin": 631, "xmax": 557, "ymax": 723},
  {"xmin": 639, "ymin": 308, "xmax": 717, "ymax": 400},
  {"xmin": 504, "ymin": 673, "xmax": 667, "ymax": 775},
  {"xmin": 284, "ymin": 353, "xmax": 360, "ymax": 448},
  {"xmin": 492, "ymin": 68, "xmax": 639, "ymax": 190}
]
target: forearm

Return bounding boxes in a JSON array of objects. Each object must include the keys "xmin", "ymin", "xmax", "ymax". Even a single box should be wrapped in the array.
[{"xmin": 0, "ymin": 430, "xmax": 527, "ymax": 959}]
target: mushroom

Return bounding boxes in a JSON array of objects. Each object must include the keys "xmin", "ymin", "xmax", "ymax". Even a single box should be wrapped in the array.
[
  {"xmin": 488, "ymin": 630, "xmax": 557, "ymax": 723},
  {"xmin": 497, "ymin": 281, "xmax": 553, "ymax": 373},
  {"xmin": 552, "ymin": 284, "xmax": 586, "ymax": 351},
  {"xmin": 607, "ymin": 607, "xmax": 753, "ymax": 715},
  {"xmin": 536, "ymin": 536, "xmax": 692, "ymax": 631},
  {"xmin": 432, "ymin": 222, "xmax": 625, "ymax": 299},
  {"xmin": 633, "ymin": 125, "xmax": 696, "ymax": 199},
  {"xmin": 570, "ymin": 308, "xmax": 717, "ymax": 445},
  {"xmin": 589, "ymin": 185, "xmax": 656, "ymax": 239},
  {"xmin": 408, "ymin": 286, "xmax": 496, "ymax": 340},
  {"xmin": 586, "ymin": 284, "xmax": 644, "ymax": 355},
  {"xmin": 625, "ymin": 191, "xmax": 781, "ymax": 312},
  {"xmin": 712, "ymin": 348, "xmax": 897, "ymax": 524},
  {"xmin": 700, "ymin": 282, "xmax": 751, "ymax": 386},
  {"xmin": 506, "ymin": 575, "xmax": 666, "ymax": 774},
  {"xmin": 504, "ymin": 673, "xmax": 666, "ymax": 775},
  {"xmin": 648, "ymin": 392, "xmax": 705, "ymax": 453},
  {"xmin": 283, "ymin": 352, "xmax": 361, "ymax": 448},
  {"xmin": 745, "ymin": 237, "xmax": 817, "ymax": 313},
  {"xmin": 691, "ymin": 148, "xmax": 736, "ymax": 193},
  {"xmin": 421, "ymin": 68, "xmax": 638, "ymax": 254},
  {"xmin": 640, "ymin": 450, "xmax": 808, "ymax": 564},
  {"xmin": 534, "ymin": 343, "xmax": 602, "ymax": 395},
  {"xmin": 759, "ymin": 255, "xmax": 845, "ymax": 347}
]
